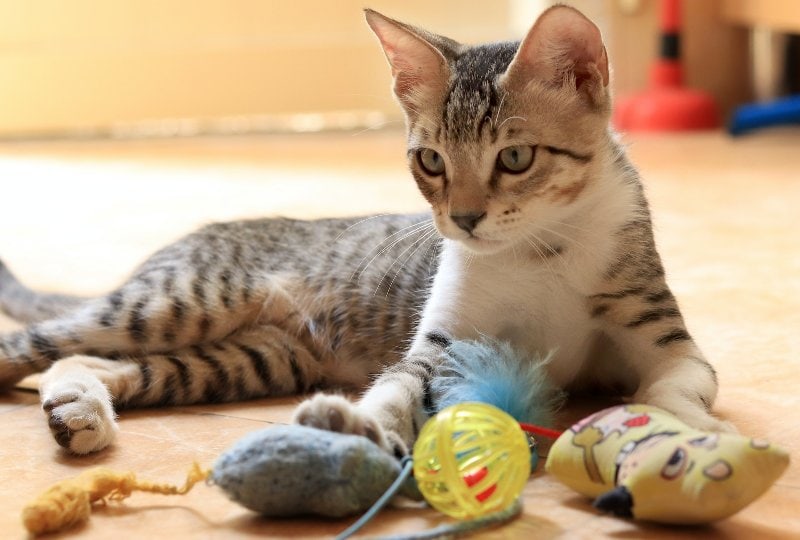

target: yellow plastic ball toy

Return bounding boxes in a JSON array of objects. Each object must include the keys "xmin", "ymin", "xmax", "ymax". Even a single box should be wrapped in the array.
[{"xmin": 413, "ymin": 402, "xmax": 531, "ymax": 519}]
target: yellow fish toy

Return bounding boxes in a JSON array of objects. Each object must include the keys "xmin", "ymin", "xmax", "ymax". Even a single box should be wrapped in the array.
[{"xmin": 545, "ymin": 404, "xmax": 789, "ymax": 524}]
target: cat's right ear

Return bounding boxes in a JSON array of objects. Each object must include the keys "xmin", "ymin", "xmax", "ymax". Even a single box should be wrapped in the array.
[{"xmin": 364, "ymin": 9, "xmax": 451, "ymax": 110}]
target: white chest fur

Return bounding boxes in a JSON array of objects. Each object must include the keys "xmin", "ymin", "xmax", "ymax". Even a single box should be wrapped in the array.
[{"xmin": 415, "ymin": 241, "xmax": 600, "ymax": 386}]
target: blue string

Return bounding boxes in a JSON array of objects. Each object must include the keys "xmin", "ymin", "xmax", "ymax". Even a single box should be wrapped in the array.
[
  {"xmin": 378, "ymin": 498, "xmax": 523, "ymax": 540},
  {"xmin": 336, "ymin": 436, "xmax": 537, "ymax": 539},
  {"xmin": 336, "ymin": 456, "xmax": 415, "ymax": 540}
]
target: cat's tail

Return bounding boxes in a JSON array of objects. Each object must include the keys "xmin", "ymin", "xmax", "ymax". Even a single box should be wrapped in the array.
[{"xmin": 0, "ymin": 259, "xmax": 89, "ymax": 324}]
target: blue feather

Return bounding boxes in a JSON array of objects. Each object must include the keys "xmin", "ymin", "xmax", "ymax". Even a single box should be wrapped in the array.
[{"xmin": 431, "ymin": 338, "xmax": 564, "ymax": 427}]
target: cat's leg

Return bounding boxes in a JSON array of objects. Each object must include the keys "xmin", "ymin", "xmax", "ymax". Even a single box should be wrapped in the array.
[
  {"xmin": 590, "ymin": 287, "xmax": 734, "ymax": 432},
  {"xmin": 294, "ymin": 332, "xmax": 449, "ymax": 457},
  {"xmin": 40, "ymin": 326, "xmax": 321, "ymax": 454},
  {"xmin": 0, "ymin": 257, "xmax": 281, "ymax": 390}
]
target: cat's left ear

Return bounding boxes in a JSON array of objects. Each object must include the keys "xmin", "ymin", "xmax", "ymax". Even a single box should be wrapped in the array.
[
  {"xmin": 503, "ymin": 6, "xmax": 609, "ymax": 105},
  {"xmin": 364, "ymin": 9, "xmax": 454, "ymax": 111}
]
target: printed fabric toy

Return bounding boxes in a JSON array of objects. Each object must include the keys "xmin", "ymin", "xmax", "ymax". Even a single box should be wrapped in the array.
[{"xmin": 545, "ymin": 404, "xmax": 790, "ymax": 524}]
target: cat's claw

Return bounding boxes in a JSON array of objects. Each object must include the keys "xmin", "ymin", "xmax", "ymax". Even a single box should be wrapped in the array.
[
  {"xmin": 42, "ymin": 382, "xmax": 118, "ymax": 454},
  {"xmin": 293, "ymin": 393, "xmax": 405, "ymax": 456}
]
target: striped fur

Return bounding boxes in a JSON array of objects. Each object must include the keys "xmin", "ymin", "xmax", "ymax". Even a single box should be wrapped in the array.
[{"xmin": 0, "ymin": 215, "xmax": 441, "ymax": 453}]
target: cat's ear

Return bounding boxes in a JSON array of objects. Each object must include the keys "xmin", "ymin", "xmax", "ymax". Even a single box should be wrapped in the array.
[
  {"xmin": 503, "ymin": 6, "xmax": 609, "ymax": 103},
  {"xmin": 364, "ymin": 9, "xmax": 453, "ymax": 109}
]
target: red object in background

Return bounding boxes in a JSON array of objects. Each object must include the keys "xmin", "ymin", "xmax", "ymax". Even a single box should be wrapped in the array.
[{"xmin": 613, "ymin": 0, "xmax": 720, "ymax": 131}]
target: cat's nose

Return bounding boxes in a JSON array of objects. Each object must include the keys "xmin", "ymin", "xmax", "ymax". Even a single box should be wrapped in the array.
[{"xmin": 450, "ymin": 212, "xmax": 486, "ymax": 234}]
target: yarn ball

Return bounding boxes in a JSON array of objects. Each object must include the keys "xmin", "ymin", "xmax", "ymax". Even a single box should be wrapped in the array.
[
  {"xmin": 413, "ymin": 402, "xmax": 531, "ymax": 519},
  {"xmin": 212, "ymin": 425, "xmax": 422, "ymax": 517}
]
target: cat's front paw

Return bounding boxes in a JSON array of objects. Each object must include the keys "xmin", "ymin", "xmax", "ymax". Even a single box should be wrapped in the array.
[
  {"xmin": 292, "ymin": 393, "xmax": 407, "ymax": 457},
  {"xmin": 672, "ymin": 408, "xmax": 737, "ymax": 434},
  {"xmin": 42, "ymin": 381, "xmax": 118, "ymax": 454},
  {"xmin": 635, "ymin": 388, "xmax": 737, "ymax": 434}
]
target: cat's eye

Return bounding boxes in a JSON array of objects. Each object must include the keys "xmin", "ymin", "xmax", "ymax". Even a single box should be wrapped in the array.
[
  {"xmin": 497, "ymin": 145, "xmax": 535, "ymax": 174},
  {"xmin": 417, "ymin": 148, "xmax": 446, "ymax": 176}
]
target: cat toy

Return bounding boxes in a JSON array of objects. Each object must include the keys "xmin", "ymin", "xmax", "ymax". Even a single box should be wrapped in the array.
[
  {"xmin": 546, "ymin": 404, "xmax": 790, "ymax": 523},
  {"xmin": 22, "ymin": 339, "xmax": 565, "ymax": 538},
  {"xmin": 23, "ymin": 340, "xmax": 788, "ymax": 536}
]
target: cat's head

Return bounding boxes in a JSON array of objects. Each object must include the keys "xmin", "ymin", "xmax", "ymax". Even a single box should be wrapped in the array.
[{"xmin": 366, "ymin": 6, "xmax": 611, "ymax": 254}]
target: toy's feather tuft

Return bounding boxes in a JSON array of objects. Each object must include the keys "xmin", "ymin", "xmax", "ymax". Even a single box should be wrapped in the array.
[{"xmin": 432, "ymin": 338, "xmax": 564, "ymax": 427}]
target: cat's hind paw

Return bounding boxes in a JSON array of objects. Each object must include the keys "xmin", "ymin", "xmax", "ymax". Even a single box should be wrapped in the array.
[
  {"xmin": 292, "ymin": 393, "xmax": 407, "ymax": 457},
  {"xmin": 42, "ymin": 381, "xmax": 118, "ymax": 454}
]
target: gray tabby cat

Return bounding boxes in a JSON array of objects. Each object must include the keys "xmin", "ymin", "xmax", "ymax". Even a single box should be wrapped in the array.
[{"xmin": 0, "ymin": 6, "xmax": 729, "ymax": 456}]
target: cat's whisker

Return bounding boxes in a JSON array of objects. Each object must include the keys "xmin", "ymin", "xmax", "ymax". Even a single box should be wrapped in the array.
[
  {"xmin": 464, "ymin": 251, "xmax": 477, "ymax": 272},
  {"xmin": 350, "ymin": 219, "xmax": 434, "ymax": 282},
  {"xmin": 528, "ymin": 229, "xmax": 572, "ymax": 273},
  {"xmin": 524, "ymin": 239, "xmax": 558, "ymax": 279},
  {"xmin": 418, "ymin": 229, "xmax": 442, "ymax": 277},
  {"xmin": 376, "ymin": 227, "xmax": 437, "ymax": 296},
  {"xmin": 539, "ymin": 217, "xmax": 592, "ymax": 235},
  {"xmin": 334, "ymin": 213, "xmax": 393, "ymax": 243},
  {"xmin": 402, "ymin": 103, "xmax": 432, "ymax": 119},
  {"xmin": 351, "ymin": 120, "xmax": 406, "ymax": 137},
  {"xmin": 492, "ymin": 92, "xmax": 508, "ymax": 130},
  {"xmin": 536, "ymin": 223, "xmax": 592, "ymax": 257},
  {"xmin": 522, "ymin": 231, "xmax": 561, "ymax": 278},
  {"xmin": 528, "ymin": 229, "xmax": 568, "ymax": 261},
  {"xmin": 497, "ymin": 115, "xmax": 527, "ymax": 130},
  {"xmin": 402, "ymin": 105, "xmax": 440, "ymax": 132},
  {"xmin": 381, "ymin": 229, "xmax": 439, "ymax": 298},
  {"xmin": 412, "ymin": 119, "xmax": 441, "ymax": 136},
  {"xmin": 360, "ymin": 220, "xmax": 434, "ymax": 277},
  {"xmin": 357, "ymin": 222, "xmax": 435, "ymax": 285},
  {"xmin": 423, "ymin": 235, "xmax": 441, "ymax": 275}
]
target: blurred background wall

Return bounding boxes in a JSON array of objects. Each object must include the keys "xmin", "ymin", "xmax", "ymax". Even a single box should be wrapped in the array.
[
  {"xmin": 0, "ymin": 1, "xmax": 517, "ymax": 138},
  {"xmin": 0, "ymin": 0, "xmax": 795, "ymax": 139}
]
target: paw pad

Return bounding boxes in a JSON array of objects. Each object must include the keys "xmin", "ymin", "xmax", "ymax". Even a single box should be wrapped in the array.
[
  {"xmin": 41, "ymin": 383, "xmax": 117, "ymax": 454},
  {"xmin": 293, "ymin": 393, "xmax": 399, "ymax": 454}
]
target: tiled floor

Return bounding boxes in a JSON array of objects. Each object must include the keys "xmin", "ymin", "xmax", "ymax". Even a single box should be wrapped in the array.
[{"xmin": 1, "ymin": 129, "xmax": 798, "ymax": 538}]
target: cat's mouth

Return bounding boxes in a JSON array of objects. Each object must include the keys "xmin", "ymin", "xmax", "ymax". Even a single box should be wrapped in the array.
[
  {"xmin": 436, "ymin": 222, "xmax": 508, "ymax": 253},
  {"xmin": 461, "ymin": 234, "xmax": 506, "ymax": 253}
]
